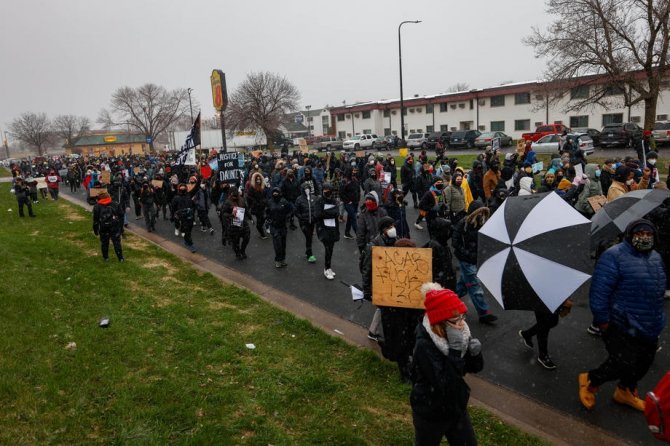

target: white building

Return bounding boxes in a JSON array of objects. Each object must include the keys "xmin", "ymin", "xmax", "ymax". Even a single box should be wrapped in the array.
[{"xmin": 328, "ymin": 74, "xmax": 670, "ymax": 140}]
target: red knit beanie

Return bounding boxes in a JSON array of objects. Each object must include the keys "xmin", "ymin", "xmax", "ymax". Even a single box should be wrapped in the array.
[{"xmin": 424, "ymin": 289, "xmax": 467, "ymax": 325}]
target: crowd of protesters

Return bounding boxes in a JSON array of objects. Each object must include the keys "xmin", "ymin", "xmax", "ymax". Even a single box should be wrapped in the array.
[{"xmin": 7, "ymin": 134, "xmax": 670, "ymax": 445}]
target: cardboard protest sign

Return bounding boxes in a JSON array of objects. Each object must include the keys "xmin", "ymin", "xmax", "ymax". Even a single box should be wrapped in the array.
[
  {"xmin": 587, "ymin": 195, "xmax": 608, "ymax": 213},
  {"xmin": 100, "ymin": 171, "xmax": 111, "ymax": 184},
  {"xmin": 371, "ymin": 246, "xmax": 432, "ymax": 309},
  {"xmin": 89, "ymin": 187, "xmax": 105, "ymax": 197},
  {"xmin": 35, "ymin": 178, "xmax": 48, "ymax": 190},
  {"xmin": 355, "ymin": 151, "xmax": 365, "ymax": 158},
  {"xmin": 532, "ymin": 162, "xmax": 544, "ymax": 174},
  {"xmin": 151, "ymin": 180, "xmax": 163, "ymax": 188},
  {"xmin": 218, "ymin": 152, "xmax": 242, "ymax": 183}
]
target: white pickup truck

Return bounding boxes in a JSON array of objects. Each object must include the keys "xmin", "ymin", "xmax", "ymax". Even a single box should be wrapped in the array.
[{"xmin": 342, "ymin": 134, "xmax": 384, "ymax": 151}]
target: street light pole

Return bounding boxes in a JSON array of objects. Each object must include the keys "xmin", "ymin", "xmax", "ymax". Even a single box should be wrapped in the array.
[
  {"xmin": 3, "ymin": 131, "xmax": 9, "ymax": 159},
  {"xmin": 398, "ymin": 19, "xmax": 421, "ymax": 146},
  {"xmin": 305, "ymin": 105, "xmax": 311, "ymax": 139},
  {"xmin": 187, "ymin": 88, "xmax": 194, "ymax": 125}
]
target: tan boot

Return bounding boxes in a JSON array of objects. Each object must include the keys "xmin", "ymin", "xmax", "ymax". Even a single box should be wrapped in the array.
[
  {"xmin": 579, "ymin": 373, "xmax": 597, "ymax": 410},
  {"xmin": 613, "ymin": 386, "xmax": 645, "ymax": 411}
]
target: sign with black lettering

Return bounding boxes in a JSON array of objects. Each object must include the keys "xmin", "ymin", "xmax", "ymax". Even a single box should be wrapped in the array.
[
  {"xmin": 218, "ymin": 152, "xmax": 242, "ymax": 183},
  {"xmin": 371, "ymin": 247, "xmax": 432, "ymax": 309}
]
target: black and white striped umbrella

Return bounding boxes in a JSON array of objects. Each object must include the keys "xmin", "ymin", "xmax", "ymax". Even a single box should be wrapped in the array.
[
  {"xmin": 477, "ymin": 192, "xmax": 593, "ymax": 313},
  {"xmin": 591, "ymin": 188, "xmax": 670, "ymax": 251}
]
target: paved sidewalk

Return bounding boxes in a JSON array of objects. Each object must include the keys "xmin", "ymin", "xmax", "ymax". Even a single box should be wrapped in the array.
[{"xmin": 60, "ymin": 190, "xmax": 632, "ymax": 446}]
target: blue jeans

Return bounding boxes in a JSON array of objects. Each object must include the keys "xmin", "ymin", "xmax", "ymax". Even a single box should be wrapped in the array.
[
  {"xmin": 344, "ymin": 203, "xmax": 358, "ymax": 234},
  {"xmin": 456, "ymin": 260, "xmax": 489, "ymax": 315}
]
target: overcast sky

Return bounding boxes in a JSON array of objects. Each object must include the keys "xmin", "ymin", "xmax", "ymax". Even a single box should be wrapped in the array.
[{"xmin": 0, "ymin": 0, "xmax": 549, "ymax": 133}]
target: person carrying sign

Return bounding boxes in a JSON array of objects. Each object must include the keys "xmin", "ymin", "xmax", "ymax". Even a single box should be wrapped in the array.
[{"xmin": 221, "ymin": 188, "xmax": 251, "ymax": 260}]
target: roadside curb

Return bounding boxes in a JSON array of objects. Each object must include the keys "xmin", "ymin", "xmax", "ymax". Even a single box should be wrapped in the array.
[{"xmin": 60, "ymin": 191, "xmax": 630, "ymax": 446}]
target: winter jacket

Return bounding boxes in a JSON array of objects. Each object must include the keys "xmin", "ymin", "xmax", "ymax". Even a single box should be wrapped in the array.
[
  {"xmin": 317, "ymin": 197, "xmax": 340, "ymax": 244},
  {"xmin": 400, "ymin": 162, "xmax": 415, "ymax": 190},
  {"xmin": 221, "ymin": 196, "xmax": 251, "ymax": 239},
  {"xmin": 384, "ymin": 201, "xmax": 410, "ymax": 239},
  {"xmin": 590, "ymin": 236, "xmax": 666, "ymax": 340},
  {"xmin": 444, "ymin": 184, "xmax": 465, "ymax": 215},
  {"xmin": 483, "ymin": 169, "xmax": 500, "ymax": 201},
  {"xmin": 295, "ymin": 191, "xmax": 320, "ymax": 225},
  {"xmin": 361, "ymin": 233, "xmax": 396, "ymax": 299},
  {"xmin": 452, "ymin": 207, "xmax": 488, "ymax": 265},
  {"xmin": 574, "ymin": 164, "xmax": 603, "ymax": 215},
  {"xmin": 280, "ymin": 177, "xmax": 301, "ymax": 203},
  {"xmin": 92, "ymin": 197, "xmax": 123, "ymax": 234},
  {"xmin": 355, "ymin": 206, "xmax": 388, "ymax": 251},
  {"xmin": 46, "ymin": 173, "xmax": 61, "ymax": 190},
  {"xmin": 340, "ymin": 177, "xmax": 360, "ymax": 205},
  {"xmin": 410, "ymin": 322, "xmax": 475, "ymax": 422},
  {"xmin": 245, "ymin": 176, "xmax": 267, "ymax": 215},
  {"xmin": 363, "ymin": 177, "xmax": 383, "ymax": 199},
  {"xmin": 607, "ymin": 176, "xmax": 649, "ymax": 202},
  {"xmin": 423, "ymin": 239, "xmax": 457, "ymax": 291},
  {"xmin": 192, "ymin": 188, "xmax": 209, "ymax": 211},
  {"xmin": 265, "ymin": 195, "xmax": 292, "ymax": 229},
  {"xmin": 171, "ymin": 193, "xmax": 196, "ymax": 222},
  {"xmin": 139, "ymin": 186, "xmax": 156, "ymax": 206}
]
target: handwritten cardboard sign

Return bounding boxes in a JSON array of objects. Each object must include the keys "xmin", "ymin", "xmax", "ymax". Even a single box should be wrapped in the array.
[
  {"xmin": 371, "ymin": 246, "xmax": 432, "ymax": 309},
  {"xmin": 100, "ymin": 171, "xmax": 111, "ymax": 184},
  {"xmin": 587, "ymin": 195, "xmax": 608, "ymax": 212},
  {"xmin": 151, "ymin": 180, "xmax": 163, "ymax": 189},
  {"xmin": 89, "ymin": 187, "xmax": 105, "ymax": 197}
]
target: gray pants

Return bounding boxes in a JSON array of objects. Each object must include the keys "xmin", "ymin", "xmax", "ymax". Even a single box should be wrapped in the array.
[{"xmin": 368, "ymin": 308, "xmax": 384, "ymax": 340}]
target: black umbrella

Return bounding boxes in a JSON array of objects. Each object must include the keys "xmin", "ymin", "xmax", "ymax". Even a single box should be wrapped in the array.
[
  {"xmin": 477, "ymin": 192, "xmax": 592, "ymax": 313},
  {"xmin": 591, "ymin": 188, "xmax": 670, "ymax": 251}
]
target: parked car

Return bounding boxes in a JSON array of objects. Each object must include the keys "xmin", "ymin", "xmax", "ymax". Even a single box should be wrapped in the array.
[
  {"xmin": 474, "ymin": 131, "xmax": 513, "ymax": 149},
  {"xmin": 652, "ymin": 121, "xmax": 670, "ymax": 146},
  {"xmin": 599, "ymin": 122, "xmax": 643, "ymax": 148},
  {"xmin": 530, "ymin": 133, "xmax": 595, "ymax": 156},
  {"xmin": 270, "ymin": 133, "xmax": 294, "ymax": 147},
  {"xmin": 449, "ymin": 130, "xmax": 482, "ymax": 149},
  {"xmin": 315, "ymin": 136, "xmax": 343, "ymax": 151},
  {"xmin": 342, "ymin": 134, "xmax": 383, "ymax": 151},
  {"xmin": 406, "ymin": 132, "xmax": 430, "ymax": 149},
  {"xmin": 426, "ymin": 131, "xmax": 451, "ymax": 150},
  {"xmin": 572, "ymin": 127, "xmax": 601, "ymax": 147},
  {"xmin": 384, "ymin": 135, "xmax": 397, "ymax": 150},
  {"xmin": 521, "ymin": 123, "xmax": 571, "ymax": 142}
]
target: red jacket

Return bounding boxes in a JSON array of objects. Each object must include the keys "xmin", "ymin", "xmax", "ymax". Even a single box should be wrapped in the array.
[{"xmin": 46, "ymin": 174, "xmax": 61, "ymax": 189}]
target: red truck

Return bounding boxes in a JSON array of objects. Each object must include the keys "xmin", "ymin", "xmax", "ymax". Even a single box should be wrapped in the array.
[{"xmin": 521, "ymin": 124, "xmax": 571, "ymax": 142}]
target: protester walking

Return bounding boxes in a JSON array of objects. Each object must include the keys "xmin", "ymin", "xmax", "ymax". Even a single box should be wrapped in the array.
[
  {"xmin": 92, "ymin": 191, "xmax": 124, "ymax": 261},
  {"xmin": 221, "ymin": 188, "xmax": 251, "ymax": 260},
  {"xmin": 295, "ymin": 183, "xmax": 319, "ymax": 263},
  {"xmin": 171, "ymin": 184, "xmax": 197, "ymax": 253},
  {"xmin": 13, "ymin": 178, "xmax": 35, "ymax": 218},
  {"xmin": 317, "ymin": 182, "xmax": 340, "ymax": 280},
  {"xmin": 266, "ymin": 187, "xmax": 292, "ymax": 268}
]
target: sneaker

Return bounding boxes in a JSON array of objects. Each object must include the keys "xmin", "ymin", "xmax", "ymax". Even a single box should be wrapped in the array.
[
  {"xmin": 189, "ymin": 246, "xmax": 197, "ymax": 253},
  {"xmin": 578, "ymin": 373, "xmax": 597, "ymax": 410},
  {"xmin": 414, "ymin": 223, "xmax": 423, "ymax": 230},
  {"xmin": 586, "ymin": 324, "xmax": 602, "ymax": 336},
  {"xmin": 307, "ymin": 255, "xmax": 316, "ymax": 263},
  {"xmin": 118, "ymin": 258, "xmax": 125, "ymax": 262},
  {"xmin": 478, "ymin": 312, "xmax": 498, "ymax": 324},
  {"xmin": 537, "ymin": 355, "xmax": 557, "ymax": 370},
  {"xmin": 518, "ymin": 330, "xmax": 534, "ymax": 350},
  {"xmin": 327, "ymin": 268, "xmax": 336, "ymax": 277},
  {"xmin": 324, "ymin": 269, "xmax": 334, "ymax": 280},
  {"xmin": 367, "ymin": 332, "xmax": 380, "ymax": 342},
  {"xmin": 343, "ymin": 233, "xmax": 354, "ymax": 239},
  {"xmin": 260, "ymin": 235, "xmax": 268, "ymax": 240},
  {"xmin": 209, "ymin": 228, "xmax": 215, "ymax": 235},
  {"xmin": 174, "ymin": 229, "xmax": 180, "ymax": 236},
  {"xmin": 200, "ymin": 227, "xmax": 207, "ymax": 232},
  {"xmin": 275, "ymin": 261, "xmax": 282, "ymax": 268},
  {"xmin": 181, "ymin": 233, "xmax": 185, "ymax": 237},
  {"xmin": 613, "ymin": 386, "xmax": 645, "ymax": 411},
  {"xmin": 135, "ymin": 216, "xmax": 142, "ymax": 220},
  {"xmin": 280, "ymin": 261, "xmax": 288, "ymax": 267}
]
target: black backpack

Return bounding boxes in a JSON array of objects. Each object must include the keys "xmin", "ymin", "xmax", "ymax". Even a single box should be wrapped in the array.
[{"xmin": 99, "ymin": 204, "xmax": 119, "ymax": 230}]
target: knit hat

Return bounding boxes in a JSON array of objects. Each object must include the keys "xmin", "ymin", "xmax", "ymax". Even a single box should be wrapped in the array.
[
  {"xmin": 378, "ymin": 216, "xmax": 395, "ymax": 232},
  {"xmin": 647, "ymin": 151, "xmax": 658, "ymax": 159},
  {"xmin": 97, "ymin": 191, "xmax": 110, "ymax": 200},
  {"xmin": 424, "ymin": 289, "xmax": 468, "ymax": 325},
  {"xmin": 365, "ymin": 190, "xmax": 379, "ymax": 204},
  {"xmin": 558, "ymin": 178, "xmax": 572, "ymax": 191}
]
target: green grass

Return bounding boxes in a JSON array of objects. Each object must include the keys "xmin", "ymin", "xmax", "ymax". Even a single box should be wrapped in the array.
[
  {"xmin": 0, "ymin": 166, "xmax": 11, "ymax": 177},
  {"xmin": 0, "ymin": 185, "xmax": 547, "ymax": 445}
]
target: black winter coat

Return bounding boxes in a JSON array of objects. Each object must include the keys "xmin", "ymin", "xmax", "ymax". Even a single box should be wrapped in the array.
[
  {"xmin": 400, "ymin": 163, "xmax": 415, "ymax": 189},
  {"xmin": 295, "ymin": 193, "xmax": 320, "ymax": 225},
  {"xmin": 423, "ymin": 239, "xmax": 457, "ymax": 291},
  {"xmin": 265, "ymin": 196, "xmax": 292, "ymax": 228},
  {"xmin": 221, "ymin": 197, "xmax": 251, "ymax": 239},
  {"xmin": 171, "ymin": 193, "xmax": 195, "ymax": 222},
  {"xmin": 340, "ymin": 178, "xmax": 360, "ymax": 205},
  {"xmin": 361, "ymin": 233, "xmax": 395, "ymax": 299},
  {"xmin": 452, "ymin": 217, "xmax": 479, "ymax": 264},
  {"xmin": 355, "ymin": 207, "xmax": 388, "ymax": 250},
  {"xmin": 281, "ymin": 177, "xmax": 301, "ymax": 203},
  {"xmin": 317, "ymin": 197, "xmax": 340, "ymax": 244}
]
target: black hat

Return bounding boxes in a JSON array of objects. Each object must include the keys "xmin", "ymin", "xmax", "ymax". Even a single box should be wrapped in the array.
[{"xmin": 378, "ymin": 216, "xmax": 395, "ymax": 232}]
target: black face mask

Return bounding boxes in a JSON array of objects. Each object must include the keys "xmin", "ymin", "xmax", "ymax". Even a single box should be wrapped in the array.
[
  {"xmin": 272, "ymin": 194, "xmax": 280, "ymax": 200},
  {"xmin": 324, "ymin": 191, "xmax": 332, "ymax": 198}
]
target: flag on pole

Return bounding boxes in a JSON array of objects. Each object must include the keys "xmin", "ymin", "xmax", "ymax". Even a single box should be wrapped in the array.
[{"xmin": 177, "ymin": 112, "xmax": 201, "ymax": 165}]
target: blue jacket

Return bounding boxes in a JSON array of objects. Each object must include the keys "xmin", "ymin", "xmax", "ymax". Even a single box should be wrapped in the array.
[{"xmin": 590, "ymin": 240, "xmax": 666, "ymax": 340}]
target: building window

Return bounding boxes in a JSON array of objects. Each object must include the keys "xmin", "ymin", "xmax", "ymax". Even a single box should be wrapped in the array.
[
  {"xmin": 469, "ymin": 100, "xmax": 474, "ymax": 110},
  {"xmin": 439, "ymin": 103, "xmax": 448, "ymax": 112},
  {"xmin": 402, "ymin": 108, "xmax": 407, "ymax": 115},
  {"xmin": 338, "ymin": 131, "xmax": 346, "ymax": 139},
  {"xmin": 363, "ymin": 129, "xmax": 372, "ymax": 134},
  {"xmin": 571, "ymin": 85, "xmax": 589, "ymax": 99},
  {"xmin": 440, "ymin": 124, "xmax": 449, "ymax": 132},
  {"xmin": 602, "ymin": 113, "xmax": 624, "ymax": 126},
  {"xmin": 604, "ymin": 85, "xmax": 625, "ymax": 96},
  {"xmin": 337, "ymin": 114, "xmax": 345, "ymax": 122},
  {"xmin": 458, "ymin": 103, "xmax": 465, "ymax": 109},
  {"xmin": 631, "ymin": 116, "xmax": 641, "ymax": 123},
  {"xmin": 490, "ymin": 121, "xmax": 505, "ymax": 131},
  {"xmin": 307, "ymin": 117, "xmax": 313, "ymax": 122},
  {"xmin": 416, "ymin": 129, "xmax": 423, "ymax": 133},
  {"xmin": 384, "ymin": 128, "xmax": 392, "ymax": 136},
  {"xmin": 569, "ymin": 116, "xmax": 588, "ymax": 127},
  {"xmin": 383, "ymin": 110, "xmax": 390, "ymax": 118},
  {"xmin": 426, "ymin": 104, "xmax": 434, "ymax": 113},
  {"xmin": 514, "ymin": 93, "xmax": 531, "ymax": 105},
  {"xmin": 534, "ymin": 121, "xmax": 544, "ymax": 128},
  {"xmin": 426, "ymin": 125, "xmax": 434, "ymax": 133},
  {"xmin": 450, "ymin": 104, "xmax": 457, "ymax": 110},
  {"xmin": 362, "ymin": 111, "xmax": 371, "ymax": 119},
  {"xmin": 658, "ymin": 114, "xmax": 669, "ymax": 121},
  {"xmin": 514, "ymin": 119, "xmax": 531, "ymax": 131},
  {"xmin": 490, "ymin": 95, "xmax": 505, "ymax": 107}
]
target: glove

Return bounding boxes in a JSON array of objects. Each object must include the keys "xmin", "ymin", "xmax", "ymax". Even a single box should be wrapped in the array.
[{"xmin": 468, "ymin": 338, "xmax": 482, "ymax": 356}]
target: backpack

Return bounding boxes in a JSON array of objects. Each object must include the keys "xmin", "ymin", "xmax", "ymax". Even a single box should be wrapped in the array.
[
  {"xmin": 99, "ymin": 205, "xmax": 119, "ymax": 230},
  {"xmin": 645, "ymin": 371, "xmax": 670, "ymax": 442}
]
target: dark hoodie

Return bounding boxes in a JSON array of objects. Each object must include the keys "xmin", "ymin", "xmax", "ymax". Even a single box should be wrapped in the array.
[
  {"xmin": 452, "ymin": 200, "xmax": 490, "ymax": 264},
  {"xmin": 265, "ymin": 187, "xmax": 291, "ymax": 228}
]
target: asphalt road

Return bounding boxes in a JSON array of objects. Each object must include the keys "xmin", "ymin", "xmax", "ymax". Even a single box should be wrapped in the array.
[{"xmin": 63, "ymin": 186, "xmax": 669, "ymax": 445}]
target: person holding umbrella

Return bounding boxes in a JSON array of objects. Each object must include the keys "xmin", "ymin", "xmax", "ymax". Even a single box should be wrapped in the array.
[
  {"xmin": 606, "ymin": 165, "xmax": 650, "ymax": 202},
  {"xmin": 579, "ymin": 219, "xmax": 666, "ymax": 412},
  {"xmin": 452, "ymin": 200, "xmax": 498, "ymax": 324}
]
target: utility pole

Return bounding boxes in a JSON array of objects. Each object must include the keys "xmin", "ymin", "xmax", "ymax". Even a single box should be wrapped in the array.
[{"xmin": 3, "ymin": 131, "xmax": 9, "ymax": 159}]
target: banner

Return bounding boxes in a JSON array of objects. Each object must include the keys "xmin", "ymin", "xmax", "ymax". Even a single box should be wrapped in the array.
[
  {"xmin": 184, "ymin": 149, "xmax": 196, "ymax": 166},
  {"xmin": 177, "ymin": 112, "xmax": 201, "ymax": 165},
  {"xmin": 218, "ymin": 152, "xmax": 242, "ymax": 183},
  {"xmin": 371, "ymin": 247, "xmax": 432, "ymax": 309}
]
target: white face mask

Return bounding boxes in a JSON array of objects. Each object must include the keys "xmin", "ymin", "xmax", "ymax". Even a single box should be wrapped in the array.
[
  {"xmin": 649, "ymin": 159, "xmax": 657, "ymax": 166},
  {"xmin": 626, "ymin": 179, "xmax": 635, "ymax": 185},
  {"xmin": 386, "ymin": 227, "xmax": 397, "ymax": 239}
]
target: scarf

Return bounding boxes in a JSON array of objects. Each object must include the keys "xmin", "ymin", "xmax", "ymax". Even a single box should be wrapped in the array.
[{"xmin": 422, "ymin": 314, "xmax": 471, "ymax": 358}]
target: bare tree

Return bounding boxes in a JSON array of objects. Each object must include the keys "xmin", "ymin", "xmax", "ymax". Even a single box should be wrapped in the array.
[
  {"xmin": 53, "ymin": 114, "xmax": 90, "ymax": 149},
  {"xmin": 525, "ymin": 0, "xmax": 670, "ymax": 130},
  {"xmin": 446, "ymin": 82, "xmax": 470, "ymax": 93},
  {"xmin": 10, "ymin": 112, "xmax": 52, "ymax": 156},
  {"xmin": 225, "ymin": 72, "xmax": 300, "ymax": 147},
  {"xmin": 98, "ymin": 83, "xmax": 190, "ymax": 151}
]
